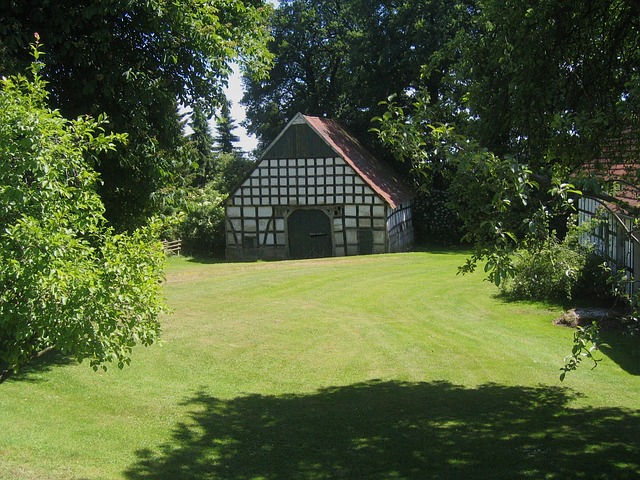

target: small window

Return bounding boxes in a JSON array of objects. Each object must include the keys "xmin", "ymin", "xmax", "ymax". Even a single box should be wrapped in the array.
[
  {"xmin": 242, "ymin": 236, "xmax": 256, "ymax": 249},
  {"xmin": 333, "ymin": 205, "xmax": 344, "ymax": 217}
]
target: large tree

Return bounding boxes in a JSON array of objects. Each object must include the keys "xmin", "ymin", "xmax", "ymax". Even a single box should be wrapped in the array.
[
  {"xmin": 0, "ymin": 0, "xmax": 272, "ymax": 230},
  {"xmin": 0, "ymin": 45, "xmax": 165, "ymax": 383},
  {"xmin": 242, "ymin": 0, "xmax": 473, "ymax": 150},
  {"xmin": 374, "ymin": 0, "xmax": 640, "ymax": 282}
]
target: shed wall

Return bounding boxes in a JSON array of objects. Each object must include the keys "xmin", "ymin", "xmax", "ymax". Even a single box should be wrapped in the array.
[{"xmin": 578, "ymin": 197, "xmax": 639, "ymax": 295}]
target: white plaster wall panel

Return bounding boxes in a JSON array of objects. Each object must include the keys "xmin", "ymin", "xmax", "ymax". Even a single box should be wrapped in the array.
[
  {"xmin": 227, "ymin": 206, "xmax": 241, "ymax": 217},
  {"xmin": 346, "ymin": 230, "xmax": 358, "ymax": 244},
  {"xmin": 373, "ymin": 206, "xmax": 385, "ymax": 217},
  {"xmin": 359, "ymin": 217, "xmax": 372, "ymax": 228},
  {"xmin": 345, "ymin": 205, "xmax": 357, "ymax": 217},
  {"xmin": 258, "ymin": 207, "xmax": 273, "ymax": 218},
  {"xmin": 373, "ymin": 230, "xmax": 386, "ymax": 244},
  {"xmin": 244, "ymin": 219, "xmax": 256, "ymax": 231}
]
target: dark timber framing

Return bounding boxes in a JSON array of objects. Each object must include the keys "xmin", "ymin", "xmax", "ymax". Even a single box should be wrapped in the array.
[{"xmin": 225, "ymin": 113, "xmax": 414, "ymax": 260}]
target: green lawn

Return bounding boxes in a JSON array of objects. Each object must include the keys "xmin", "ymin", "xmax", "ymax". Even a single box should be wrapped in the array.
[{"xmin": 1, "ymin": 251, "xmax": 639, "ymax": 479}]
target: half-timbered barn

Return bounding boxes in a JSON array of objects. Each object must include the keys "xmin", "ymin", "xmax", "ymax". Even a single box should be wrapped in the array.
[{"xmin": 225, "ymin": 113, "xmax": 414, "ymax": 260}]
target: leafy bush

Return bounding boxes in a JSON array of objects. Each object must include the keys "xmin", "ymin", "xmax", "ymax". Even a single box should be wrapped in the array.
[
  {"xmin": 179, "ymin": 183, "xmax": 227, "ymax": 256},
  {"xmin": 1, "ymin": 42, "xmax": 164, "ymax": 381},
  {"xmin": 502, "ymin": 237, "xmax": 587, "ymax": 302},
  {"xmin": 501, "ymin": 219, "xmax": 612, "ymax": 303}
]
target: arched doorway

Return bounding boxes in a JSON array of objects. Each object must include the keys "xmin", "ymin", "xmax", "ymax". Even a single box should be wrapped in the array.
[{"xmin": 287, "ymin": 209, "xmax": 332, "ymax": 259}]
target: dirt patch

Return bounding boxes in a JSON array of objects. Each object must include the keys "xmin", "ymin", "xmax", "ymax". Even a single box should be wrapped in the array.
[{"xmin": 553, "ymin": 308, "xmax": 627, "ymax": 331}]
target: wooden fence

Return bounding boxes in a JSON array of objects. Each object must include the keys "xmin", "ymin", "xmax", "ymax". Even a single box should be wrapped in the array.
[{"xmin": 162, "ymin": 239, "xmax": 182, "ymax": 255}]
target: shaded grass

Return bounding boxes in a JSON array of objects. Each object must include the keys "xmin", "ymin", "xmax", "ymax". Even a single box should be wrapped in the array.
[{"xmin": 1, "ymin": 251, "xmax": 639, "ymax": 479}]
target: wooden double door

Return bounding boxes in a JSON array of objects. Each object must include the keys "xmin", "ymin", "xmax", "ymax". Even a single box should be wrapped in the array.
[{"xmin": 287, "ymin": 209, "xmax": 333, "ymax": 259}]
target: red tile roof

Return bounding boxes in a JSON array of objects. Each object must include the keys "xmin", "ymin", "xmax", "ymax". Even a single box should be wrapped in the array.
[{"xmin": 303, "ymin": 114, "xmax": 414, "ymax": 209}]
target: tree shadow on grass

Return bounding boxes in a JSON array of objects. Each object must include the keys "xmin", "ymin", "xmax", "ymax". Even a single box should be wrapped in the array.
[
  {"xmin": 493, "ymin": 291, "xmax": 640, "ymax": 377},
  {"xmin": 125, "ymin": 380, "xmax": 640, "ymax": 480},
  {"xmin": 599, "ymin": 332, "xmax": 640, "ymax": 376},
  {"xmin": 3, "ymin": 350, "xmax": 74, "ymax": 384}
]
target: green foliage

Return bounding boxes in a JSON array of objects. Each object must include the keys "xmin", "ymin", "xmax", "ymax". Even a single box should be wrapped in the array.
[
  {"xmin": 412, "ymin": 189, "xmax": 463, "ymax": 245},
  {"xmin": 374, "ymin": 106, "xmax": 574, "ymax": 286},
  {"xmin": 189, "ymin": 104, "xmax": 216, "ymax": 187},
  {"xmin": 215, "ymin": 98, "xmax": 241, "ymax": 155},
  {"xmin": 502, "ymin": 236, "xmax": 588, "ymax": 302},
  {"xmin": 0, "ymin": 47, "xmax": 164, "ymax": 382},
  {"xmin": 243, "ymin": 0, "xmax": 470, "ymax": 149},
  {"xmin": 0, "ymin": 0, "xmax": 273, "ymax": 230},
  {"xmin": 158, "ymin": 141, "xmax": 253, "ymax": 257},
  {"xmin": 374, "ymin": 1, "xmax": 639, "ymax": 291},
  {"xmin": 179, "ymin": 183, "xmax": 227, "ymax": 256},
  {"xmin": 210, "ymin": 152, "xmax": 254, "ymax": 195},
  {"xmin": 560, "ymin": 323, "xmax": 602, "ymax": 382}
]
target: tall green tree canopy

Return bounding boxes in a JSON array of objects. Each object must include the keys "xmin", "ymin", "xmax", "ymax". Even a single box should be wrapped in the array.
[
  {"xmin": 242, "ymin": 0, "xmax": 473, "ymax": 150},
  {"xmin": 374, "ymin": 0, "xmax": 640, "ymax": 281},
  {"xmin": 0, "ymin": 48, "xmax": 165, "ymax": 382},
  {"xmin": 0, "ymin": 0, "xmax": 272, "ymax": 230}
]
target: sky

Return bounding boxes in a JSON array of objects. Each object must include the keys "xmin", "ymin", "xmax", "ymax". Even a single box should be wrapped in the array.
[
  {"xmin": 217, "ymin": 0, "xmax": 280, "ymax": 154},
  {"xmin": 221, "ymin": 63, "xmax": 259, "ymax": 153}
]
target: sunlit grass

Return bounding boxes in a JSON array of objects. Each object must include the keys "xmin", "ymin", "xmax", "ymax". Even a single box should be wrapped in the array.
[{"xmin": 1, "ymin": 251, "xmax": 638, "ymax": 479}]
